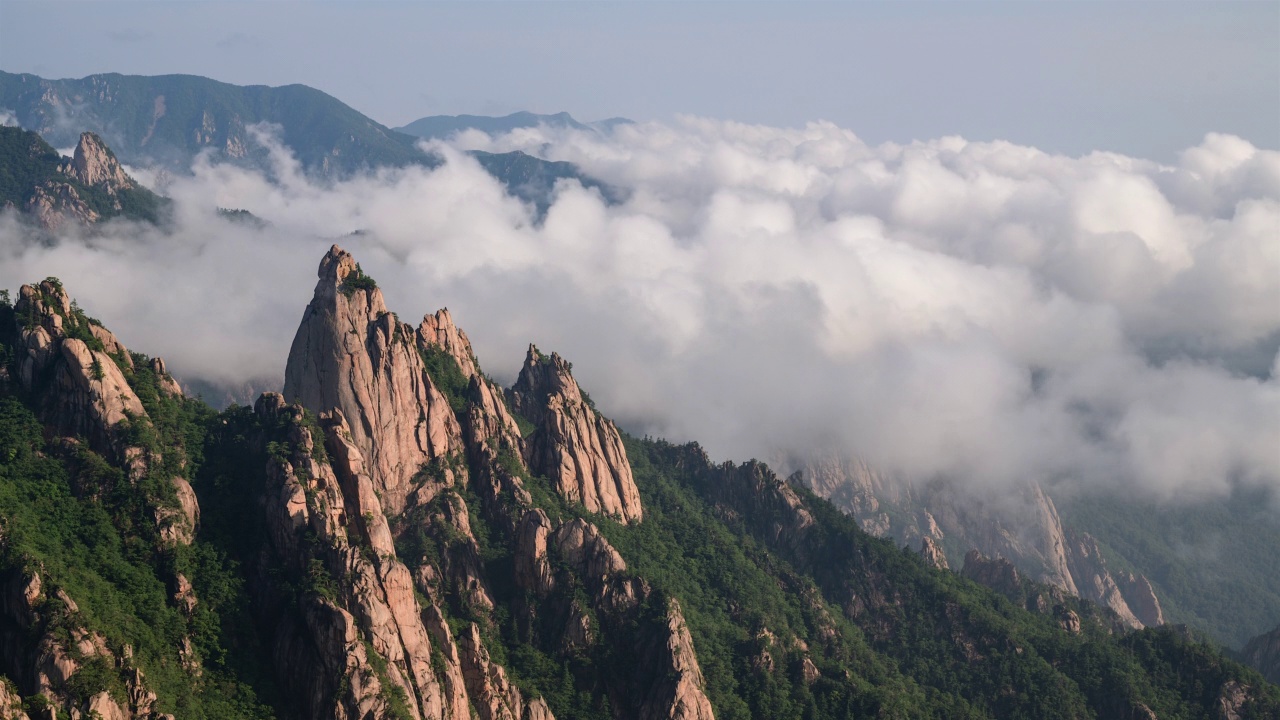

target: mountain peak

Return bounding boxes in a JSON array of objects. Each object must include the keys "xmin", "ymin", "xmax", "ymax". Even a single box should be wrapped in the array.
[
  {"xmin": 67, "ymin": 132, "xmax": 133, "ymax": 190},
  {"xmin": 285, "ymin": 247, "xmax": 461, "ymax": 514},
  {"xmin": 510, "ymin": 344, "xmax": 644, "ymax": 523}
]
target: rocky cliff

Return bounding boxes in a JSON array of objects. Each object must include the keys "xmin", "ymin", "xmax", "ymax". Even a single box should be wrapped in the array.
[
  {"xmin": 798, "ymin": 452, "xmax": 1165, "ymax": 630},
  {"xmin": 283, "ymin": 247, "xmax": 465, "ymax": 515},
  {"xmin": 1244, "ymin": 625, "xmax": 1280, "ymax": 685},
  {"xmin": 509, "ymin": 346, "xmax": 643, "ymax": 524},
  {"xmin": 271, "ymin": 246, "xmax": 707, "ymax": 719},
  {"xmin": 0, "ymin": 279, "xmax": 197, "ymax": 717}
]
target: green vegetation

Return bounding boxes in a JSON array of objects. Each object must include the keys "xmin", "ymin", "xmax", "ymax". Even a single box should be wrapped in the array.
[
  {"xmin": 339, "ymin": 262, "xmax": 378, "ymax": 297},
  {"xmin": 0, "ymin": 395, "xmax": 276, "ymax": 718},
  {"xmin": 0, "ymin": 125, "xmax": 62, "ymax": 207},
  {"xmin": 417, "ymin": 343, "xmax": 470, "ymax": 413}
]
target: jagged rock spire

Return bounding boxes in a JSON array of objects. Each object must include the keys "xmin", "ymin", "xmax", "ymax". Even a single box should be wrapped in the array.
[
  {"xmin": 67, "ymin": 132, "xmax": 134, "ymax": 190},
  {"xmin": 509, "ymin": 344, "xmax": 643, "ymax": 524},
  {"xmin": 283, "ymin": 245, "xmax": 464, "ymax": 515}
]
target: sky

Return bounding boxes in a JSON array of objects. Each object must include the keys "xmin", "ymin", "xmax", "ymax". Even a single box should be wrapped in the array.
[{"xmin": 1, "ymin": 1, "xmax": 1277, "ymax": 161}]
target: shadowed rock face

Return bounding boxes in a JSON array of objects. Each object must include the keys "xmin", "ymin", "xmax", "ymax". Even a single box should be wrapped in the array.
[
  {"xmin": 284, "ymin": 245, "xmax": 464, "ymax": 515},
  {"xmin": 798, "ymin": 452, "xmax": 1165, "ymax": 630},
  {"xmin": 1243, "ymin": 625, "xmax": 1280, "ymax": 685},
  {"xmin": 509, "ymin": 345, "xmax": 643, "ymax": 524}
]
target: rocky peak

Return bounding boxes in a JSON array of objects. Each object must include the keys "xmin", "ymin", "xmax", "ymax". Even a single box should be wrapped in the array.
[
  {"xmin": 920, "ymin": 537, "xmax": 949, "ymax": 571},
  {"xmin": 12, "ymin": 281, "xmax": 144, "ymax": 453},
  {"xmin": 416, "ymin": 309, "xmax": 524, "ymax": 455},
  {"xmin": 284, "ymin": 245, "xmax": 464, "ymax": 515},
  {"xmin": 418, "ymin": 308, "xmax": 478, "ymax": 379},
  {"xmin": 1062, "ymin": 529, "xmax": 1150, "ymax": 629},
  {"xmin": 66, "ymin": 132, "xmax": 134, "ymax": 191},
  {"xmin": 509, "ymin": 345, "xmax": 643, "ymax": 523}
]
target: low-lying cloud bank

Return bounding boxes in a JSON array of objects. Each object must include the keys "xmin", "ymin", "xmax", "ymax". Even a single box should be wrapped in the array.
[{"xmin": 1, "ymin": 119, "xmax": 1276, "ymax": 504}]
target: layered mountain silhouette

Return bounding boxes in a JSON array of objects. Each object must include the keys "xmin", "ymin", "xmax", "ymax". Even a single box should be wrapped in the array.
[{"xmin": 0, "ymin": 71, "xmax": 611, "ymax": 209}]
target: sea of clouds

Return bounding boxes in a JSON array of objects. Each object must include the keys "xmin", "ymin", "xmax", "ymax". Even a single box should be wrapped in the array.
[{"xmin": 1, "ymin": 118, "xmax": 1276, "ymax": 504}]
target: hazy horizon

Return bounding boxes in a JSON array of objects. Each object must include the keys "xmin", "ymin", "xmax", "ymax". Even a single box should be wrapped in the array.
[{"xmin": 2, "ymin": 1, "xmax": 1277, "ymax": 162}]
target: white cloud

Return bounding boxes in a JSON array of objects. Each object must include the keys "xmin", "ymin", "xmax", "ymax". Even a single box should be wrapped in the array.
[{"xmin": 2, "ymin": 120, "xmax": 1277, "ymax": 505}]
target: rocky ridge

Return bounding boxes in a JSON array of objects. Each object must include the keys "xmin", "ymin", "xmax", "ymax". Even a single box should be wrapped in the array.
[
  {"xmin": 1, "ymin": 279, "xmax": 193, "ymax": 717},
  {"xmin": 0, "ymin": 128, "xmax": 162, "ymax": 230},
  {"xmin": 798, "ymin": 453, "xmax": 1165, "ymax": 629}
]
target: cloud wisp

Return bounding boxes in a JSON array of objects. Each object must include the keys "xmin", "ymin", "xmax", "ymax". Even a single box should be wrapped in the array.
[{"xmin": 1, "ymin": 119, "xmax": 1277, "ymax": 505}]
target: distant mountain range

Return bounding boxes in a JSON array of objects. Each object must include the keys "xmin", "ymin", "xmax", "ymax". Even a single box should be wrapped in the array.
[
  {"xmin": 0, "ymin": 71, "xmax": 615, "ymax": 209},
  {"xmin": 395, "ymin": 110, "xmax": 632, "ymax": 140}
]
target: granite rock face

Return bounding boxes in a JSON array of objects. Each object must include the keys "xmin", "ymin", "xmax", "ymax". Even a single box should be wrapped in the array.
[
  {"xmin": 510, "ymin": 346, "xmax": 643, "ymax": 523},
  {"xmin": 253, "ymin": 394, "xmax": 478, "ymax": 720},
  {"xmin": 11, "ymin": 279, "xmax": 196, "ymax": 547},
  {"xmin": 0, "ymin": 566, "xmax": 161, "ymax": 719},
  {"xmin": 284, "ymin": 245, "xmax": 465, "ymax": 515}
]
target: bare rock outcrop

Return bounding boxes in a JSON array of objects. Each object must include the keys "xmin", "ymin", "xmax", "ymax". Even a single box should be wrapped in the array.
[
  {"xmin": 24, "ymin": 182, "xmax": 99, "ymax": 229},
  {"xmin": 920, "ymin": 537, "xmax": 949, "ymax": 571},
  {"xmin": 1063, "ymin": 529, "xmax": 1157, "ymax": 629},
  {"xmin": 418, "ymin": 308, "xmax": 479, "ymax": 379},
  {"xmin": 640, "ymin": 598, "xmax": 716, "ymax": 720},
  {"xmin": 514, "ymin": 509, "xmax": 556, "ymax": 597},
  {"xmin": 457, "ymin": 623, "xmax": 553, "ymax": 720},
  {"xmin": 1114, "ymin": 570, "xmax": 1164, "ymax": 629},
  {"xmin": 0, "ymin": 678, "xmax": 30, "ymax": 720},
  {"xmin": 256, "ymin": 394, "xmax": 467, "ymax": 719},
  {"xmin": 0, "ymin": 566, "xmax": 162, "ymax": 719},
  {"xmin": 254, "ymin": 393, "xmax": 562, "ymax": 720},
  {"xmin": 797, "ymin": 450, "xmax": 1168, "ymax": 629},
  {"xmin": 416, "ymin": 310, "xmax": 524, "ymax": 455},
  {"xmin": 1242, "ymin": 625, "xmax": 1280, "ymax": 685},
  {"xmin": 283, "ymin": 245, "xmax": 464, "ymax": 515},
  {"xmin": 14, "ymin": 282, "xmax": 144, "ymax": 452},
  {"xmin": 509, "ymin": 346, "xmax": 642, "ymax": 523},
  {"xmin": 65, "ymin": 132, "xmax": 134, "ymax": 190}
]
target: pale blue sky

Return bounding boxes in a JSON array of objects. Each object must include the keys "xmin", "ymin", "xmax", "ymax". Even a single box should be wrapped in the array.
[{"xmin": 1, "ymin": 1, "xmax": 1276, "ymax": 160}]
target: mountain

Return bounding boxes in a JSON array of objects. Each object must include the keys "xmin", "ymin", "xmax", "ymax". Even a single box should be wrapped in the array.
[
  {"xmin": 396, "ymin": 112, "xmax": 594, "ymax": 141},
  {"xmin": 0, "ymin": 72, "xmax": 611, "ymax": 210},
  {"xmin": 1243, "ymin": 626, "xmax": 1280, "ymax": 685},
  {"xmin": 0, "ymin": 126, "xmax": 164, "ymax": 228},
  {"xmin": 0, "ymin": 247, "xmax": 1275, "ymax": 719},
  {"xmin": 0, "ymin": 71, "xmax": 423, "ymax": 176}
]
